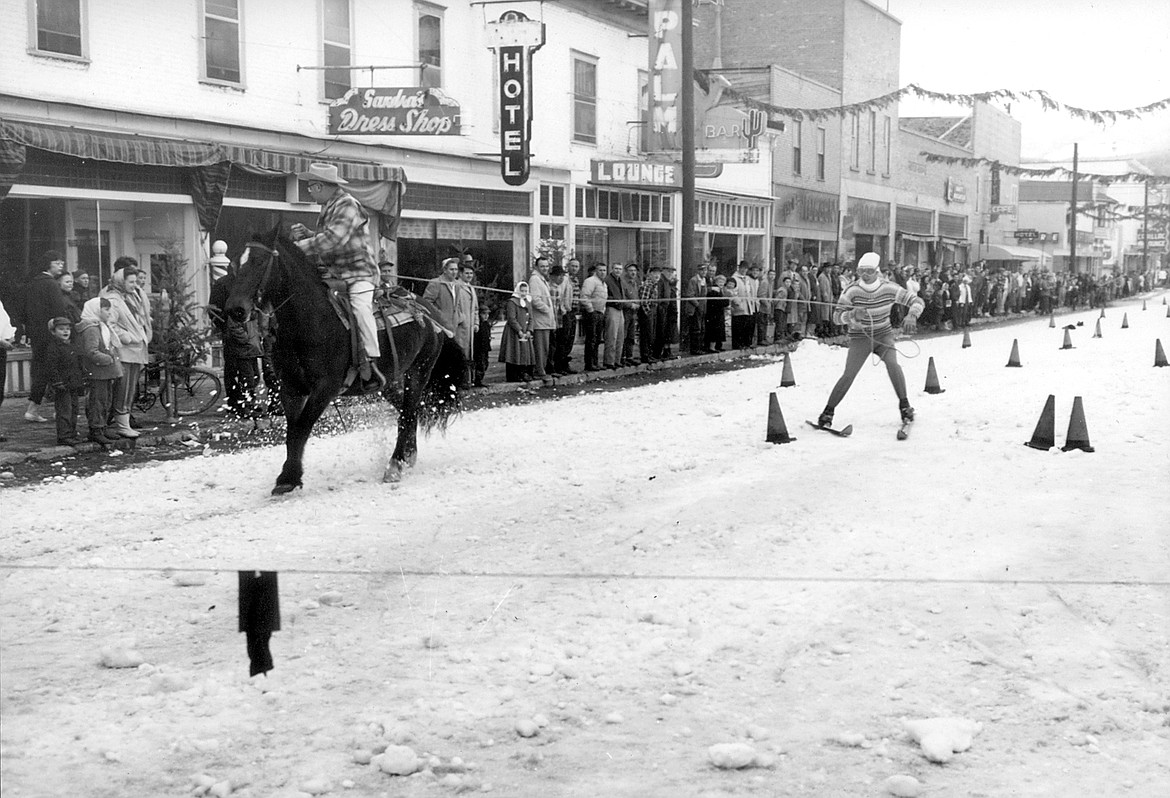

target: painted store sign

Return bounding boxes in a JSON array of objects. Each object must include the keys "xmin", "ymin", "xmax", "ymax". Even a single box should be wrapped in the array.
[{"xmin": 328, "ymin": 87, "xmax": 461, "ymax": 135}]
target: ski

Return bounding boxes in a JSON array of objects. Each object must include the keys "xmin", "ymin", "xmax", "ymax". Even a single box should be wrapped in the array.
[
  {"xmin": 805, "ymin": 420, "xmax": 853, "ymax": 438},
  {"xmin": 896, "ymin": 421, "xmax": 912, "ymax": 441}
]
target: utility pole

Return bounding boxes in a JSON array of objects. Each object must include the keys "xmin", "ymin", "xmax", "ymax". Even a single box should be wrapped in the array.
[
  {"xmin": 1069, "ymin": 143, "xmax": 1078, "ymax": 274},
  {"xmin": 680, "ymin": 0, "xmax": 695, "ymax": 280},
  {"xmin": 1142, "ymin": 179, "xmax": 1150, "ymax": 276}
]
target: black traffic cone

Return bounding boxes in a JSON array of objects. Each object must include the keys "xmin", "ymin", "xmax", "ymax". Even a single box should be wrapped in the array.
[
  {"xmin": 1142, "ymin": 299, "xmax": 1147, "ymax": 311},
  {"xmin": 1166, "ymin": 305, "xmax": 1169, "ymax": 318},
  {"xmin": 961, "ymin": 330, "xmax": 971, "ymax": 348},
  {"xmin": 1092, "ymin": 318, "xmax": 1102, "ymax": 338},
  {"xmin": 1061, "ymin": 396, "xmax": 1095, "ymax": 453},
  {"xmin": 1049, "ymin": 313, "xmax": 1056, "ymax": 328},
  {"xmin": 1155, "ymin": 339, "xmax": 1168, "ymax": 368},
  {"xmin": 765, "ymin": 392, "xmax": 795, "ymax": 444},
  {"xmin": 1024, "ymin": 394, "xmax": 1056, "ymax": 451},
  {"xmin": 1006, "ymin": 338, "xmax": 1022, "ymax": 367},
  {"xmin": 1100, "ymin": 308, "xmax": 1106, "ymax": 319},
  {"xmin": 924, "ymin": 357, "xmax": 945, "ymax": 394},
  {"xmin": 779, "ymin": 353, "xmax": 796, "ymax": 387},
  {"xmin": 1121, "ymin": 313, "xmax": 1129, "ymax": 329},
  {"xmin": 1059, "ymin": 329, "xmax": 1074, "ymax": 350}
]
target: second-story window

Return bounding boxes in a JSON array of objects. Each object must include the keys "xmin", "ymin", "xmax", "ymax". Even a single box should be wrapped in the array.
[
  {"xmin": 868, "ymin": 110, "xmax": 877, "ymax": 173},
  {"xmin": 850, "ymin": 113, "xmax": 860, "ymax": 170},
  {"xmin": 417, "ymin": 3, "xmax": 442, "ymax": 88},
  {"xmin": 792, "ymin": 120, "xmax": 803, "ymax": 176},
  {"xmin": 816, "ymin": 127, "xmax": 826, "ymax": 181},
  {"xmin": 322, "ymin": 0, "xmax": 351, "ymax": 100},
  {"xmin": 883, "ymin": 115, "xmax": 891, "ymax": 176},
  {"xmin": 202, "ymin": 0, "xmax": 242, "ymax": 84},
  {"xmin": 33, "ymin": 0, "xmax": 85, "ymax": 58},
  {"xmin": 572, "ymin": 52, "xmax": 597, "ymax": 144}
]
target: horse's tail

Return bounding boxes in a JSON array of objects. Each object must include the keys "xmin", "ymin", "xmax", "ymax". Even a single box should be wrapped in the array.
[{"xmin": 418, "ymin": 335, "xmax": 465, "ymax": 433}]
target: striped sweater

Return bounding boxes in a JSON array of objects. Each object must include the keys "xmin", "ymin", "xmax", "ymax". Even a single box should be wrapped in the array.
[{"xmin": 834, "ymin": 279, "xmax": 924, "ymax": 338}]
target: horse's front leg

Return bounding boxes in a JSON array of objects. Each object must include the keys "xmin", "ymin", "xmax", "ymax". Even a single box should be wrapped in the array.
[{"xmin": 274, "ymin": 386, "xmax": 334, "ymax": 495}]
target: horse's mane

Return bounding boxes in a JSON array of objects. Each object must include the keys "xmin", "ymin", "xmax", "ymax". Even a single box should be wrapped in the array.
[{"xmin": 250, "ymin": 226, "xmax": 315, "ymax": 276}]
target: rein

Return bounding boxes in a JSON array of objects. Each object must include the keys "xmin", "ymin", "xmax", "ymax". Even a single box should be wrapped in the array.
[{"xmin": 243, "ymin": 241, "xmax": 293, "ymax": 318}]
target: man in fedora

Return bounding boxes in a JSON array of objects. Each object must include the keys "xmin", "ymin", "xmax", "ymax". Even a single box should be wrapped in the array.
[{"xmin": 290, "ymin": 162, "xmax": 385, "ymax": 391}]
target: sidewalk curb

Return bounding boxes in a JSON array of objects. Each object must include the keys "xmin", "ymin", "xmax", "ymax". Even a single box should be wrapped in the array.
[
  {"xmin": 0, "ymin": 429, "xmax": 201, "ymax": 469},
  {"xmin": 471, "ymin": 341, "xmax": 796, "ymax": 395}
]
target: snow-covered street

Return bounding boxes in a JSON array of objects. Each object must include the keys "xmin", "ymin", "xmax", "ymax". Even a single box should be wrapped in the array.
[{"xmin": 3, "ymin": 294, "xmax": 1168, "ymax": 798}]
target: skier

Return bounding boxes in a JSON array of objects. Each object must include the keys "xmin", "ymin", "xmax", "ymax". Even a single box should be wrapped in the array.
[{"xmin": 816, "ymin": 252, "xmax": 924, "ymax": 432}]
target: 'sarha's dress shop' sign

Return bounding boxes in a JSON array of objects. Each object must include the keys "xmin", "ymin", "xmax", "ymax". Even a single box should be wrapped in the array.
[{"xmin": 328, "ymin": 87, "xmax": 461, "ymax": 135}]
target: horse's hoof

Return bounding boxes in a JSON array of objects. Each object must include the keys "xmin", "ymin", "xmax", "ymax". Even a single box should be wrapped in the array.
[
  {"xmin": 383, "ymin": 464, "xmax": 402, "ymax": 483},
  {"xmin": 272, "ymin": 482, "xmax": 301, "ymax": 495}
]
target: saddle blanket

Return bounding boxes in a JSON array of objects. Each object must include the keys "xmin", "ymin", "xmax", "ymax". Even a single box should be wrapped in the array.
[{"xmin": 323, "ymin": 280, "xmax": 454, "ymax": 339}]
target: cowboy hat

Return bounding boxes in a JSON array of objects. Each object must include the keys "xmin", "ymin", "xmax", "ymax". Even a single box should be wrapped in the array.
[{"xmin": 296, "ymin": 162, "xmax": 349, "ymax": 185}]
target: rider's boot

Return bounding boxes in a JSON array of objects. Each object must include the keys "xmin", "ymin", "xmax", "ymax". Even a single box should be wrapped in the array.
[{"xmin": 358, "ymin": 357, "xmax": 386, "ymax": 393}]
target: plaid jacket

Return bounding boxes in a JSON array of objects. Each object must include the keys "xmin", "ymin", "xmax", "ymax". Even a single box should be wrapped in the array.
[{"xmin": 295, "ymin": 189, "xmax": 379, "ymax": 283}]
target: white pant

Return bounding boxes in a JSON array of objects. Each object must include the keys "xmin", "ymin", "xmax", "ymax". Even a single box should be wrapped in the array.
[{"xmin": 349, "ymin": 280, "xmax": 381, "ymax": 358}]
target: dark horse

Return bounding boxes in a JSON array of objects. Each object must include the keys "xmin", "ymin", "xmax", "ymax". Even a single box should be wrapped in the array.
[{"xmin": 224, "ymin": 225, "xmax": 464, "ymax": 493}]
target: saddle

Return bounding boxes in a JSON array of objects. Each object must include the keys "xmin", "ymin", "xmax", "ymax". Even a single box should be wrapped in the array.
[{"xmin": 322, "ymin": 278, "xmax": 455, "ymax": 393}]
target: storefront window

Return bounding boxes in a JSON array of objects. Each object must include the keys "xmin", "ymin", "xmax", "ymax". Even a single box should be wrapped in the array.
[
  {"xmin": 638, "ymin": 230, "xmax": 671, "ymax": 270},
  {"xmin": 574, "ymin": 226, "xmax": 608, "ymax": 269},
  {"xmin": 709, "ymin": 233, "xmax": 738, "ymax": 275},
  {"xmin": 743, "ymin": 235, "xmax": 764, "ymax": 269}
]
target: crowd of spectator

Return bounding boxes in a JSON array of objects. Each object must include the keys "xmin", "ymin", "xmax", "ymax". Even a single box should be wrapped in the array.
[
  {"xmin": 0, "ymin": 252, "xmax": 149, "ymax": 445},
  {"xmin": 486, "ymin": 255, "xmax": 1167, "ymax": 383}
]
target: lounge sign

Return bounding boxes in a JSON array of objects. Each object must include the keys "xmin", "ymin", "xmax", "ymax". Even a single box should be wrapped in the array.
[
  {"xmin": 591, "ymin": 160, "xmax": 680, "ymax": 188},
  {"xmin": 328, "ymin": 87, "xmax": 461, "ymax": 135}
]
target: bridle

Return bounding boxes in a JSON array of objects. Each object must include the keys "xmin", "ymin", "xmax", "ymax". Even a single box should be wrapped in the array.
[{"xmin": 238, "ymin": 241, "xmax": 281, "ymax": 321}]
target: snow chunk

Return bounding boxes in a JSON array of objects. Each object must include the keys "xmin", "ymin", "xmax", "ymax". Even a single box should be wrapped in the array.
[
  {"xmin": 99, "ymin": 643, "xmax": 144, "ymax": 669},
  {"xmin": 374, "ymin": 745, "xmax": 421, "ymax": 776},
  {"xmin": 707, "ymin": 742, "xmax": 757, "ymax": 769},
  {"xmin": 883, "ymin": 774, "xmax": 922, "ymax": 796},
  {"xmin": 903, "ymin": 716, "xmax": 982, "ymax": 763}
]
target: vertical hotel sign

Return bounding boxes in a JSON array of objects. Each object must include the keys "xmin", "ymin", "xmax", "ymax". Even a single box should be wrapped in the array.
[
  {"xmin": 646, "ymin": 0, "xmax": 682, "ymax": 152},
  {"xmin": 486, "ymin": 11, "xmax": 545, "ymax": 186}
]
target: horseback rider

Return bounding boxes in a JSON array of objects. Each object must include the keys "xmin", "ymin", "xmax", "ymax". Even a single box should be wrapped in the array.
[{"xmin": 290, "ymin": 162, "xmax": 386, "ymax": 391}]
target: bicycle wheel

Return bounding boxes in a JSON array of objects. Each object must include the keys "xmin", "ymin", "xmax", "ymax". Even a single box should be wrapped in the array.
[
  {"xmin": 164, "ymin": 366, "xmax": 223, "ymax": 416},
  {"xmin": 132, "ymin": 362, "xmax": 160, "ymax": 413}
]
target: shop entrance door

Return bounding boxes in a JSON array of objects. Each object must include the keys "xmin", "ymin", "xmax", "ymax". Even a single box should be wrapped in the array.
[
  {"xmin": 74, "ymin": 228, "xmax": 112, "ymax": 287},
  {"xmin": 709, "ymin": 233, "xmax": 738, "ymax": 276}
]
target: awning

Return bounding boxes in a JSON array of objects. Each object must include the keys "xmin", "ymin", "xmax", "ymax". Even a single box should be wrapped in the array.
[
  {"xmin": 0, "ymin": 119, "xmax": 406, "ymax": 233},
  {"xmin": 983, "ymin": 244, "xmax": 1044, "ymax": 261}
]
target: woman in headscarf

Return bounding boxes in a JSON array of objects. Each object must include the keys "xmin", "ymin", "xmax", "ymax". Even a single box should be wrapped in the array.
[
  {"xmin": 498, "ymin": 281, "xmax": 534, "ymax": 382},
  {"xmin": 99, "ymin": 258, "xmax": 152, "ymax": 438}
]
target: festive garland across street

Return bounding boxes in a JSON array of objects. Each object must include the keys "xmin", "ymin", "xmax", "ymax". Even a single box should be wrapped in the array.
[{"xmin": 699, "ymin": 72, "xmax": 1170, "ymax": 184}]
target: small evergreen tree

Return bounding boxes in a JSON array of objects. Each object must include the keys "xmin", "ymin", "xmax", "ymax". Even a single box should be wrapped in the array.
[
  {"xmin": 534, "ymin": 237, "xmax": 569, "ymax": 267},
  {"xmin": 150, "ymin": 240, "xmax": 214, "ymax": 367}
]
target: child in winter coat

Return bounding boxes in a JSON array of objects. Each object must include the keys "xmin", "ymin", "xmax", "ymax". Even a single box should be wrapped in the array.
[
  {"xmin": 44, "ymin": 316, "xmax": 87, "ymax": 445},
  {"xmin": 75, "ymin": 297, "xmax": 125, "ymax": 444}
]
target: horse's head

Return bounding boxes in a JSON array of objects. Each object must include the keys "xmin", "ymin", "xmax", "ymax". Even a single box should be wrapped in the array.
[{"xmin": 224, "ymin": 224, "xmax": 283, "ymax": 323}]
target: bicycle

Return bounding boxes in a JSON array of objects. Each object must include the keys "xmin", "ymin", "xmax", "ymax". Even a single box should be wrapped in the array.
[{"xmin": 133, "ymin": 357, "xmax": 223, "ymax": 417}]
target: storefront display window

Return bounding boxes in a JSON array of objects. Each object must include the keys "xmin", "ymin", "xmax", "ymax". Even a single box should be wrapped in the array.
[
  {"xmin": 575, "ymin": 226, "xmax": 608, "ymax": 269},
  {"xmin": 638, "ymin": 230, "xmax": 670, "ymax": 270}
]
